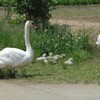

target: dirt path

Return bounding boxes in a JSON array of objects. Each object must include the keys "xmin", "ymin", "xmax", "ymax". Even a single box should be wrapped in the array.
[
  {"xmin": 50, "ymin": 18, "xmax": 100, "ymax": 32},
  {"xmin": 50, "ymin": 17, "xmax": 100, "ymax": 42},
  {"xmin": 0, "ymin": 80, "xmax": 100, "ymax": 100}
]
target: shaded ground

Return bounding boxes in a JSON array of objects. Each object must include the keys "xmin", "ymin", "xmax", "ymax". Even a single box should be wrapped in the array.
[{"xmin": 0, "ymin": 80, "xmax": 100, "ymax": 100}]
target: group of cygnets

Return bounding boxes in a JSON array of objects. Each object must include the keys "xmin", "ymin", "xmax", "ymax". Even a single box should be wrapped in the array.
[{"xmin": 36, "ymin": 52, "xmax": 73, "ymax": 65}]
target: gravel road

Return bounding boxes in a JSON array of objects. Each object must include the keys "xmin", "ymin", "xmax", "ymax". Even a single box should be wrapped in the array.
[{"xmin": 0, "ymin": 80, "xmax": 100, "ymax": 100}]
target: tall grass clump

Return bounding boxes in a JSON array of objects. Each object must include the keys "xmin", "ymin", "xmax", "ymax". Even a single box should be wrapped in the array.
[
  {"xmin": 31, "ymin": 24, "xmax": 92, "ymax": 62},
  {"xmin": 72, "ymin": 30, "xmax": 92, "ymax": 62},
  {"xmin": 0, "ymin": 20, "xmax": 92, "ymax": 62},
  {"xmin": 0, "ymin": 20, "xmax": 24, "ymax": 50},
  {"xmin": 32, "ymin": 25, "xmax": 73, "ymax": 56}
]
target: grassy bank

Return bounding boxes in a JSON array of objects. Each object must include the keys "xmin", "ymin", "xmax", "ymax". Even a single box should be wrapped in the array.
[{"xmin": 18, "ymin": 56, "xmax": 100, "ymax": 84}]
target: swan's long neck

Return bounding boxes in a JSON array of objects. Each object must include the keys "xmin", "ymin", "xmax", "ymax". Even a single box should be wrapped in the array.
[{"xmin": 24, "ymin": 22, "xmax": 33, "ymax": 56}]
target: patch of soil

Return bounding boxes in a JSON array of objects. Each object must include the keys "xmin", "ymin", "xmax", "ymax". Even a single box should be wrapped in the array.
[
  {"xmin": 50, "ymin": 16, "xmax": 100, "ymax": 43},
  {"xmin": 50, "ymin": 17, "xmax": 100, "ymax": 32}
]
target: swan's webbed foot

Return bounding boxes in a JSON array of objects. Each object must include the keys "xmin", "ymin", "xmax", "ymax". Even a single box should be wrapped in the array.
[
  {"xmin": 0, "ymin": 69, "xmax": 4, "ymax": 78},
  {"xmin": 6, "ymin": 69, "xmax": 18, "ymax": 78},
  {"xmin": 11, "ymin": 69, "xmax": 19, "ymax": 78}
]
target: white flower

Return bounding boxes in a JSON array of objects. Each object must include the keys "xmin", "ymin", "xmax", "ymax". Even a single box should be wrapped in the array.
[
  {"xmin": 49, "ymin": 52, "xmax": 53, "ymax": 57},
  {"xmin": 78, "ymin": 37, "xmax": 81, "ymax": 39},
  {"xmin": 62, "ymin": 37, "xmax": 64, "ymax": 39},
  {"xmin": 44, "ymin": 29, "xmax": 47, "ymax": 32},
  {"xmin": 60, "ymin": 23, "xmax": 63, "ymax": 26}
]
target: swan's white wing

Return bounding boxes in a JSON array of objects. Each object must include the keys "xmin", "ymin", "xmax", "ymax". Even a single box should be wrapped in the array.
[
  {"xmin": 96, "ymin": 35, "xmax": 100, "ymax": 46},
  {"xmin": 0, "ymin": 48, "xmax": 26, "ymax": 58},
  {"xmin": 0, "ymin": 48, "xmax": 27, "ymax": 68},
  {"xmin": 0, "ymin": 21, "xmax": 34, "ymax": 69}
]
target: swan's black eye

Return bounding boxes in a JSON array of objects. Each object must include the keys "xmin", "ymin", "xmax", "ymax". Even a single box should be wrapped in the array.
[{"xmin": 32, "ymin": 22, "xmax": 34, "ymax": 25}]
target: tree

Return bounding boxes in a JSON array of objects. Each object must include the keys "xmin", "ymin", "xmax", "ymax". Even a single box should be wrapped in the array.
[
  {"xmin": 16, "ymin": 0, "xmax": 54, "ymax": 28},
  {"xmin": 2, "ymin": 0, "xmax": 15, "ymax": 19}
]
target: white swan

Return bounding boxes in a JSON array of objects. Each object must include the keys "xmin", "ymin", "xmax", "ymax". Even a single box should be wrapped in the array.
[
  {"xmin": 96, "ymin": 35, "xmax": 100, "ymax": 46},
  {"xmin": 0, "ymin": 21, "xmax": 34, "ymax": 77},
  {"xmin": 64, "ymin": 58, "xmax": 73, "ymax": 65}
]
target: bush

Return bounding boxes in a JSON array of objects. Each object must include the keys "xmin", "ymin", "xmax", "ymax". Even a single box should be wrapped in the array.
[
  {"xmin": 31, "ymin": 24, "xmax": 92, "ymax": 62},
  {"xmin": 16, "ymin": 0, "xmax": 54, "ymax": 20},
  {"xmin": 0, "ymin": 0, "xmax": 16, "ymax": 6},
  {"xmin": 32, "ymin": 24, "xmax": 72, "ymax": 55}
]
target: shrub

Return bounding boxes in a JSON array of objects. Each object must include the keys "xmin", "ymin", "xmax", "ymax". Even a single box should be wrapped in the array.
[
  {"xmin": 16, "ymin": 0, "xmax": 54, "ymax": 20},
  {"xmin": 31, "ymin": 24, "xmax": 92, "ymax": 62}
]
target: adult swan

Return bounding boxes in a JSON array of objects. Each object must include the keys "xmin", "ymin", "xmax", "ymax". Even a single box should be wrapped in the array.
[{"xmin": 0, "ymin": 21, "xmax": 35, "ymax": 77}]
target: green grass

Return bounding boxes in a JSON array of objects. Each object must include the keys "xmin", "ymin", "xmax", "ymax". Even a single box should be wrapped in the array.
[
  {"xmin": 1, "ymin": 0, "xmax": 100, "ymax": 6},
  {"xmin": 0, "ymin": 0, "xmax": 15, "ymax": 6},
  {"xmin": 0, "ymin": 20, "xmax": 24, "ymax": 49},
  {"xmin": 0, "ymin": 20, "xmax": 97, "ymax": 83},
  {"xmin": 0, "ymin": 19, "xmax": 91, "ymax": 59},
  {"xmin": 16, "ymin": 56, "xmax": 100, "ymax": 84},
  {"xmin": 51, "ymin": 5, "xmax": 100, "ymax": 19},
  {"xmin": 0, "ymin": 0, "xmax": 100, "ymax": 7},
  {"xmin": 53, "ymin": 0, "xmax": 100, "ymax": 5},
  {"xmin": 0, "ymin": 17, "xmax": 99, "ymax": 84}
]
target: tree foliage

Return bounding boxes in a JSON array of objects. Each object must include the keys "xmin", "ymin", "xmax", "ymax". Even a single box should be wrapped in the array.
[{"xmin": 16, "ymin": 0, "xmax": 54, "ymax": 21}]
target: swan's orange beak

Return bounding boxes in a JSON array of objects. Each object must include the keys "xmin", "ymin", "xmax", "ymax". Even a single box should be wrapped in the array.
[{"xmin": 32, "ymin": 23, "xmax": 37, "ymax": 29}]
